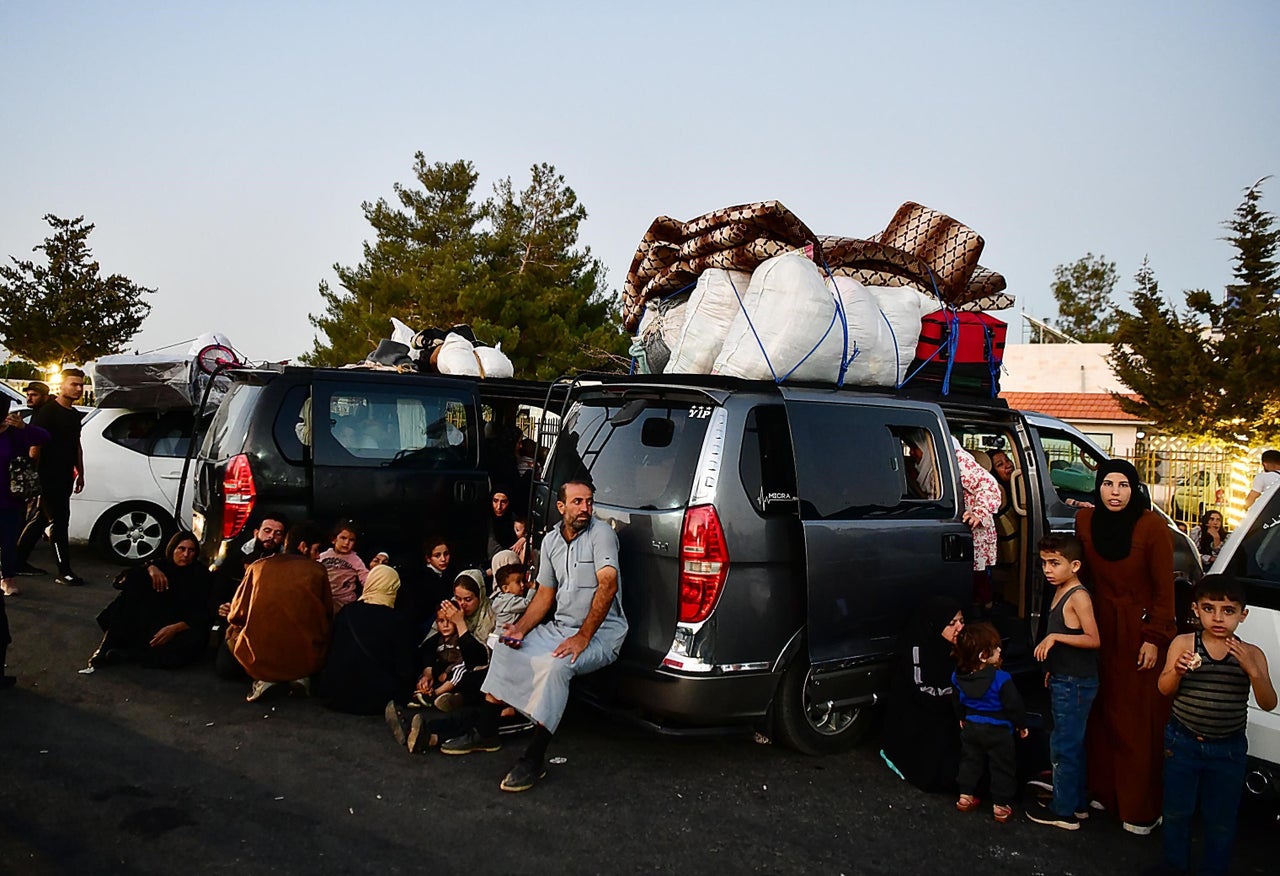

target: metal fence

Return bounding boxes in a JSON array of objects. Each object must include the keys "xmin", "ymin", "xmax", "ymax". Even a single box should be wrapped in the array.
[{"xmin": 1125, "ymin": 439, "xmax": 1255, "ymax": 530}]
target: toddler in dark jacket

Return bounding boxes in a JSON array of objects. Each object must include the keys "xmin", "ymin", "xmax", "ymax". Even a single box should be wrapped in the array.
[{"xmin": 951, "ymin": 622, "xmax": 1028, "ymax": 822}]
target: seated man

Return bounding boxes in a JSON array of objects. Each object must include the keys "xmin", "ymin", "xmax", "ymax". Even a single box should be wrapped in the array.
[
  {"xmin": 440, "ymin": 479, "xmax": 628, "ymax": 793},
  {"xmin": 221, "ymin": 522, "xmax": 334, "ymax": 702}
]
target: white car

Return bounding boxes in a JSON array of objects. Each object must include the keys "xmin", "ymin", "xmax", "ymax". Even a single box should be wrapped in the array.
[
  {"xmin": 68, "ymin": 407, "xmax": 196, "ymax": 563},
  {"xmin": 1207, "ymin": 486, "xmax": 1280, "ymax": 800}
]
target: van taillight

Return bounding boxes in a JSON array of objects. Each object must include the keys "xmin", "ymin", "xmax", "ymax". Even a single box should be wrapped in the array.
[
  {"xmin": 222, "ymin": 454, "xmax": 256, "ymax": 539},
  {"xmin": 678, "ymin": 504, "xmax": 730, "ymax": 623}
]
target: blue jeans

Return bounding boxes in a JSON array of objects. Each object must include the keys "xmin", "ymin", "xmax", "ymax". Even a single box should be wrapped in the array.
[
  {"xmin": 1161, "ymin": 718, "xmax": 1248, "ymax": 876},
  {"xmin": 1048, "ymin": 673, "xmax": 1098, "ymax": 816}
]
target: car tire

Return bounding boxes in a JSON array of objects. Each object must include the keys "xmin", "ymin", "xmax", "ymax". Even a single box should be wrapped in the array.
[
  {"xmin": 772, "ymin": 652, "xmax": 875, "ymax": 755},
  {"xmin": 94, "ymin": 502, "xmax": 174, "ymax": 564}
]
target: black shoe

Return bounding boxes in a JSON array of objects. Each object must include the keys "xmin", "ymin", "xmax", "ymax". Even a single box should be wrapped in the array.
[
  {"xmin": 54, "ymin": 574, "xmax": 86, "ymax": 587},
  {"xmin": 17, "ymin": 563, "xmax": 46, "ymax": 576},
  {"xmin": 1123, "ymin": 817, "xmax": 1163, "ymax": 836},
  {"xmin": 1026, "ymin": 798, "xmax": 1081, "ymax": 831},
  {"xmin": 439, "ymin": 728, "xmax": 502, "ymax": 756},
  {"xmin": 499, "ymin": 756, "xmax": 547, "ymax": 792},
  {"xmin": 384, "ymin": 700, "xmax": 407, "ymax": 747},
  {"xmin": 89, "ymin": 648, "xmax": 125, "ymax": 668},
  {"xmin": 0, "ymin": 676, "xmax": 17, "ymax": 690}
]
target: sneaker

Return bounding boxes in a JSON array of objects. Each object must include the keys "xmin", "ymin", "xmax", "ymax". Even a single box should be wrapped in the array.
[
  {"xmin": 1026, "ymin": 799, "xmax": 1081, "ymax": 831},
  {"xmin": 17, "ymin": 563, "xmax": 46, "ymax": 576},
  {"xmin": 54, "ymin": 574, "xmax": 86, "ymax": 587},
  {"xmin": 1090, "ymin": 799, "xmax": 1106, "ymax": 812},
  {"xmin": 384, "ymin": 701, "xmax": 407, "ymax": 747},
  {"xmin": 433, "ymin": 692, "xmax": 464, "ymax": 712},
  {"xmin": 1123, "ymin": 817, "xmax": 1162, "ymax": 836},
  {"xmin": 499, "ymin": 756, "xmax": 547, "ymax": 793},
  {"xmin": 88, "ymin": 647, "xmax": 124, "ymax": 668},
  {"xmin": 1074, "ymin": 808, "xmax": 1090, "ymax": 821},
  {"xmin": 407, "ymin": 713, "xmax": 437, "ymax": 754},
  {"xmin": 439, "ymin": 728, "xmax": 502, "ymax": 756},
  {"xmin": 246, "ymin": 680, "xmax": 278, "ymax": 703},
  {"xmin": 289, "ymin": 677, "xmax": 311, "ymax": 697},
  {"xmin": 406, "ymin": 692, "xmax": 430, "ymax": 709}
]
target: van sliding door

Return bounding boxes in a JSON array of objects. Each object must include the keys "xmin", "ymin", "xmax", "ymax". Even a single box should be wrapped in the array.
[{"xmin": 779, "ymin": 391, "xmax": 973, "ymax": 667}]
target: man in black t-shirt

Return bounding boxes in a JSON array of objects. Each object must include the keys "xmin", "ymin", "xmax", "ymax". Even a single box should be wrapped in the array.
[{"xmin": 16, "ymin": 369, "xmax": 86, "ymax": 585}]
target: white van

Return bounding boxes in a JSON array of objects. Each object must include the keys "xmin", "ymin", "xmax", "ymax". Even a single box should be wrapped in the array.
[{"xmin": 1207, "ymin": 485, "xmax": 1280, "ymax": 799}]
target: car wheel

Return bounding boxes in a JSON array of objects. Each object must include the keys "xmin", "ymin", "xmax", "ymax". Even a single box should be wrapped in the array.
[
  {"xmin": 772, "ymin": 653, "xmax": 874, "ymax": 755},
  {"xmin": 94, "ymin": 502, "xmax": 174, "ymax": 564}
]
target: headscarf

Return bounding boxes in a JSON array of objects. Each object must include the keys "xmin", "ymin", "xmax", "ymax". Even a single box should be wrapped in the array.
[
  {"xmin": 490, "ymin": 549, "xmax": 520, "ymax": 581},
  {"xmin": 489, "ymin": 487, "xmax": 517, "ymax": 549},
  {"xmin": 902, "ymin": 595, "xmax": 963, "ymax": 689},
  {"xmin": 453, "ymin": 569, "xmax": 495, "ymax": 642},
  {"xmin": 1088, "ymin": 458, "xmax": 1151, "ymax": 561},
  {"xmin": 360, "ymin": 564, "xmax": 400, "ymax": 608}
]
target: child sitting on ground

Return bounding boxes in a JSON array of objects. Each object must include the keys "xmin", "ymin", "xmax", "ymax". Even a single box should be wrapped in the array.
[
  {"xmin": 318, "ymin": 520, "xmax": 369, "ymax": 611},
  {"xmin": 490, "ymin": 563, "xmax": 532, "ymax": 631},
  {"xmin": 1154, "ymin": 575, "xmax": 1277, "ymax": 876},
  {"xmin": 952, "ymin": 622, "xmax": 1029, "ymax": 823},
  {"xmin": 1027, "ymin": 534, "xmax": 1100, "ymax": 831},
  {"xmin": 411, "ymin": 606, "xmax": 468, "ymax": 709}
]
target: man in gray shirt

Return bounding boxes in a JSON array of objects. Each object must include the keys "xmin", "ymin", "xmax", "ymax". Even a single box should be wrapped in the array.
[{"xmin": 441, "ymin": 479, "xmax": 628, "ymax": 792}]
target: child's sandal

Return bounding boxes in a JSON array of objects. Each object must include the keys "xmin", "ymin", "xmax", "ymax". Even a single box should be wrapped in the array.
[
  {"xmin": 992, "ymin": 804, "xmax": 1012, "ymax": 822},
  {"xmin": 956, "ymin": 795, "xmax": 981, "ymax": 813}
]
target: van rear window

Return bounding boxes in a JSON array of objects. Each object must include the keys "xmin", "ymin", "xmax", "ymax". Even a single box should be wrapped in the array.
[
  {"xmin": 201, "ymin": 383, "xmax": 262, "ymax": 460},
  {"xmin": 552, "ymin": 398, "xmax": 712, "ymax": 510}
]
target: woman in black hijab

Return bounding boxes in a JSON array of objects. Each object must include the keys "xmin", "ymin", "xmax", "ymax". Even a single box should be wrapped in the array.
[
  {"xmin": 485, "ymin": 487, "xmax": 519, "ymax": 561},
  {"xmin": 88, "ymin": 532, "xmax": 213, "ymax": 670},
  {"xmin": 1075, "ymin": 458, "xmax": 1174, "ymax": 834},
  {"xmin": 880, "ymin": 595, "xmax": 966, "ymax": 792}
]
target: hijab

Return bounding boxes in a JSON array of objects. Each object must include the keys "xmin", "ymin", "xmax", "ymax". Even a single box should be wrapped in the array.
[
  {"xmin": 489, "ymin": 487, "xmax": 517, "ymax": 549},
  {"xmin": 453, "ymin": 569, "xmax": 495, "ymax": 643},
  {"xmin": 360, "ymin": 565, "xmax": 400, "ymax": 608},
  {"xmin": 902, "ymin": 595, "xmax": 963, "ymax": 688},
  {"xmin": 1088, "ymin": 458, "xmax": 1151, "ymax": 562}
]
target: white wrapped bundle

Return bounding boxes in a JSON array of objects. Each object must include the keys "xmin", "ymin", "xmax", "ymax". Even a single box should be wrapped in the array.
[{"xmin": 667, "ymin": 269, "xmax": 752, "ymax": 374}]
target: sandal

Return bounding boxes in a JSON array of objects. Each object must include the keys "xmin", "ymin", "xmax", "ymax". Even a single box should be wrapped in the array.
[
  {"xmin": 956, "ymin": 794, "xmax": 981, "ymax": 812},
  {"xmin": 993, "ymin": 804, "xmax": 1013, "ymax": 822}
]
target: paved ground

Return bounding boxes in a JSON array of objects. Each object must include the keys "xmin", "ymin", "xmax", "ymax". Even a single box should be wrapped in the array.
[{"xmin": 1, "ymin": 545, "xmax": 1275, "ymax": 875}]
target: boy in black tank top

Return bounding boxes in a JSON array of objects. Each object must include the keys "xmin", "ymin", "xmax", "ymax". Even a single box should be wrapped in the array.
[
  {"xmin": 1155, "ymin": 576, "xmax": 1276, "ymax": 876},
  {"xmin": 1026, "ymin": 535, "xmax": 1101, "ymax": 831}
]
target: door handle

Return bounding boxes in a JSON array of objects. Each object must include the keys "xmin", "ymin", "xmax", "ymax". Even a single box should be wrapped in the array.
[{"xmin": 943, "ymin": 532, "xmax": 973, "ymax": 563}]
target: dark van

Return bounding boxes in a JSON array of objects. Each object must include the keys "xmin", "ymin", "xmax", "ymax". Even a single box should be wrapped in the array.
[
  {"xmin": 191, "ymin": 366, "xmax": 549, "ymax": 566},
  {"xmin": 534, "ymin": 374, "xmax": 1198, "ymax": 753}
]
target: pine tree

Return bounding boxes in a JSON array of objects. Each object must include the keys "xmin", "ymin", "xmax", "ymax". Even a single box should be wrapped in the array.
[
  {"xmin": 304, "ymin": 156, "xmax": 628, "ymax": 376},
  {"xmin": 1111, "ymin": 179, "xmax": 1280, "ymax": 442},
  {"xmin": 0, "ymin": 215, "xmax": 153, "ymax": 366},
  {"xmin": 1045, "ymin": 253, "xmax": 1119, "ymax": 342}
]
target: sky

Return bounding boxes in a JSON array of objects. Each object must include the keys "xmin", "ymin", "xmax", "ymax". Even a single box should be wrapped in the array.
[{"xmin": 2, "ymin": 1, "xmax": 1278, "ymax": 364}]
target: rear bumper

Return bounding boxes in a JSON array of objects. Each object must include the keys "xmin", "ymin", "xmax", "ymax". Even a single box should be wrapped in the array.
[{"xmin": 610, "ymin": 663, "xmax": 782, "ymax": 726}]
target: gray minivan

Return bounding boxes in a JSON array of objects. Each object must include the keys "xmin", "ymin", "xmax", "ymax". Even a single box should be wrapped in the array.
[{"xmin": 536, "ymin": 375, "xmax": 1199, "ymax": 753}]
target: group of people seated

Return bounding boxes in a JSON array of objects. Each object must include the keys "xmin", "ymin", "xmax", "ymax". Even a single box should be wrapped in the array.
[{"xmin": 84, "ymin": 482, "xmax": 540, "ymax": 716}]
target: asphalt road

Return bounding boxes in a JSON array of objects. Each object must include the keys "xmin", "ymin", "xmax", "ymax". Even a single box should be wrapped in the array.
[{"xmin": 1, "ymin": 545, "xmax": 1274, "ymax": 876}]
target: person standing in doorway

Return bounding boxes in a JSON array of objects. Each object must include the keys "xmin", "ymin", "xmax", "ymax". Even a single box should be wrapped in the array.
[{"xmin": 16, "ymin": 369, "xmax": 86, "ymax": 585}]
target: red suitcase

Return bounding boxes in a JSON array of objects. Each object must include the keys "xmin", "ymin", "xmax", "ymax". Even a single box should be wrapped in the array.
[{"xmin": 915, "ymin": 310, "xmax": 1007, "ymax": 365}]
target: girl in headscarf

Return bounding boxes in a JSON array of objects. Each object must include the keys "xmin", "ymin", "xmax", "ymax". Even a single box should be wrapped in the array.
[
  {"xmin": 880, "ymin": 595, "xmax": 966, "ymax": 792},
  {"xmin": 1075, "ymin": 459, "xmax": 1175, "ymax": 834},
  {"xmin": 317, "ymin": 564, "xmax": 417, "ymax": 714}
]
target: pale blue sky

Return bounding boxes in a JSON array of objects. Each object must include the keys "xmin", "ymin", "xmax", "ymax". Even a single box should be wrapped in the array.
[{"xmin": 2, "ymin": 1, "xmax": 1277, "ymax": 362}]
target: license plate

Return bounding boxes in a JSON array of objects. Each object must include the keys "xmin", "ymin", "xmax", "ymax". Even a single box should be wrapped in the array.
[{"xmin": 191, "ymin": 511, "xmax": 205, "ymax": 541}]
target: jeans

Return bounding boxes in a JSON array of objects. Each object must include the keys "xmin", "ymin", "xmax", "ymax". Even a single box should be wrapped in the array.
[
  {"xmin": 1161, "ymin": 718, "xmax": 1248, "ymax": 876},
  {"xmin": 1048, "ymin": 673, "xmax": 1099, "ymax": 816}
]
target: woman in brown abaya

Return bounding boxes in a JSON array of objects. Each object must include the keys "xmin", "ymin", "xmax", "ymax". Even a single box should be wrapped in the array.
[{"xmin": 1074, "ymin": 459, "xmax": 1174, "ymax": 834}]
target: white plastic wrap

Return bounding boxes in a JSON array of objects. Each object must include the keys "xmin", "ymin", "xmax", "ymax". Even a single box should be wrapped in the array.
[{"xmin": 668, "ymin": 269, "xmax": 752, "ymax": 374}]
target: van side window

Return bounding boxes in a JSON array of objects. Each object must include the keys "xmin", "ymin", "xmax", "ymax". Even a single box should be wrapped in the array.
[
  {"xmin": 787, "ymin": 403, "xmax": 954, "ymax": 520},
  {"xmin": 272, "ymin": 385, "xmax": 310, "ymax": 463},
  {"xmin": 740, "ymin": 406, "xmax": 797, "ymax": 514},
  {"xmin": 314, "ymin": 384, "xmax": 473, "ymax": 468},
  {"xmin": 1038, "ymin": 430, "xmax": 1102, "ymax": 503}
]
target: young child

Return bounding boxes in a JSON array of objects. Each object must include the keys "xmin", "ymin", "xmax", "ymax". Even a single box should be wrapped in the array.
[
  {"xmin": 490, "ymin": 563, "xmax": 532, "ymax": 630},
  {"xmin": 1155, "ymin": 575, "xmax": 1276, "ymax": 876},
  {"xmin": 1027, "ymin": 534, "xmax": 1100, "ymax": 831},
  {"xmin": 952, "ymin": 622, "xmax": 1029, "ymax": 822},
  {"xmin": 511, "ymin": 516, "xmax": 538, "ymax": 578},
  {"xmin": 318, "ymin": 520, "xmax": 369, "ymax": 611},
  {"xmin": 411, "ymin": 606, "xmax": 468, "ymax": 709}
]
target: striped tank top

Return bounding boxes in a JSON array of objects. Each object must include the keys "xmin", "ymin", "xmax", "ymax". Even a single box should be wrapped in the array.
[{"xmin": 1170, "ymin": 633, "xmax": 1251, "ymax": 738}]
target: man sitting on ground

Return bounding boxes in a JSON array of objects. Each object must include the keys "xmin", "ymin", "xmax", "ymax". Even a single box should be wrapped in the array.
[{"xmin": 221, "ymin": 521, "xmax": 334, "ymax": 702}]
